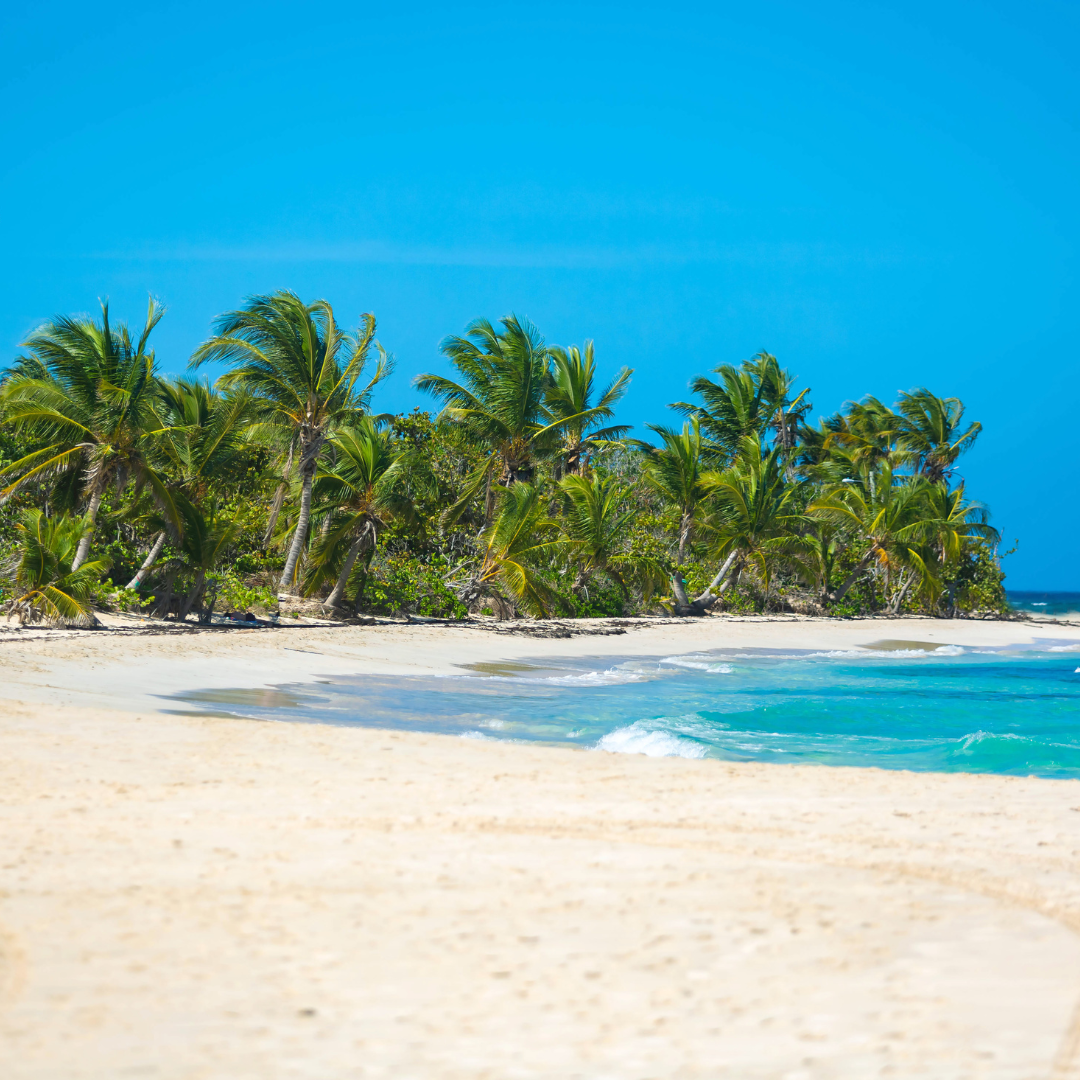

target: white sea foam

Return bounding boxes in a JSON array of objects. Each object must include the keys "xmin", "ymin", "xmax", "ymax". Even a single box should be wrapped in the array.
[
  {"xmin": 439, "ymin": 667, "xmax": 648, "ymax": 686},
  {"xmin": 804, "ymin": 645, "xmax": 965, "ymax": 659},
  {"xmin": 596, "ymin": 719, "xmax": 708, "ymax": 758},
  {"xmin": 537, "ymin": 668, "xmax": 648, "ymax": 686},
  {"xmin": 660, "ymin": 654, "xmax": 734, "ymax": 674}
]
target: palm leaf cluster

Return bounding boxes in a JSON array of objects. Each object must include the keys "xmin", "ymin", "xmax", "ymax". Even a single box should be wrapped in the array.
[{"xmin": 0, "ymin": 292, "xmax": 1004, "ymax": 626}]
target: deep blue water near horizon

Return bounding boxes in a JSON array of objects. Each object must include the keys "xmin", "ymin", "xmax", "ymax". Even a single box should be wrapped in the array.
[
  {"xmin": 1008, "ymin": 590, "xmax": 1080, "ymax": 616},
  {"xmin": 169, "ymin": 640, "xmax": 1080, "ymax": 779}
]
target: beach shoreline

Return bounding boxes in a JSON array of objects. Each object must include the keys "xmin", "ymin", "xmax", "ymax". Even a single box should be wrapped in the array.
[
  {"xmin": 3, "ymin": 615, "xmax": 1080, "ymax": 1077},
  {"xmin": 3, "ymin": 612, "xmax": 1079, "ymax": 713}
]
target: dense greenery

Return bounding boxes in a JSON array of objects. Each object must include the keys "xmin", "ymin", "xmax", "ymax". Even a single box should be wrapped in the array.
[{"xmin": 0, "ymin": 292, "xmax": 1010, "ymax": 626}]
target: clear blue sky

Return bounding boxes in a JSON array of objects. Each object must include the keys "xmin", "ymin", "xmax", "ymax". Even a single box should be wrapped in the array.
[{"xmin": 2, "ymin": 1, "xmax": 1076, "ymax": 589}]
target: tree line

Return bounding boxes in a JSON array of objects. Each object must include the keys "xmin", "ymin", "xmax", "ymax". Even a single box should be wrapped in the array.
[{"xmin": 0, "ymin": 290, "xmax": 1007, "ymax": 626}]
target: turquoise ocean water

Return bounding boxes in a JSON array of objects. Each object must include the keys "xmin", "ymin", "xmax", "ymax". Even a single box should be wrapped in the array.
[{"xmin": 171, "ymin": 637, "xmax": 1080, "ymax": 778}]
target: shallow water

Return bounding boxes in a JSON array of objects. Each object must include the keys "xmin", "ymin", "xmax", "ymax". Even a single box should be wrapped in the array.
[{"xmin": 168, "ymin": 640, "xmax": 1080, "ymax": 778}]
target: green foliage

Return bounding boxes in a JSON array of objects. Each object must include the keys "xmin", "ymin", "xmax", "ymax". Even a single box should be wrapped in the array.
[
  {"xmin": 3, "ymin": 510, "xmax": 111, "ymax": 625},
  {"xmin": 361, "ymin": 553, "xmax": 467, "ymax": 619},
  {"xmin": 214, "ymin": 569, "xmax": 279, "ymax": 614},
  {"xmin": 0, "ymin": 300, "xmax": 1009, "ymax": 624},
  {"xmin": 563, "ymin": 579, "xmax": 626, "ymax": 618}
]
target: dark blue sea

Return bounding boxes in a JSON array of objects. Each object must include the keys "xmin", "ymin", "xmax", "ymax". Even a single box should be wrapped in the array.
[{"xmin": 1008, "ymin": 590, "xmax": 1080, "ymax": 616}]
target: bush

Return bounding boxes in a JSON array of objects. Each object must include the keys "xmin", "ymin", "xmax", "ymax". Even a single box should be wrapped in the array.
[
  {"xmin": 360, "ymin": 553, "xmax": 467, "ymax": 619},
  {"xmin": 213, "ymin": 569, "xmax": 279, "ymax": 614},
  {"xmin": 563, "ymin": 580, "xmax": 626, "ymax": 618}
]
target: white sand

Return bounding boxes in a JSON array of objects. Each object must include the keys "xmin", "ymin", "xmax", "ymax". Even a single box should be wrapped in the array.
[{"xmin": 2, "ymin": 615, "xmax": 1080, "ymax": 1078}]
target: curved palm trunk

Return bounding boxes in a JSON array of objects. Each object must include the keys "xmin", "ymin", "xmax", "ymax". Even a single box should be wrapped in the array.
[
  {"xmin": 324, "ymin": 523, "xmax": 374, "ymax": 611},
  {"xmin": 126, "ymin": 531, "xmax": 166, "ymax": 590},
  {"xmin": 72, "ymin": 483, "xmax": 105, "ymax": 571},
  {"xmin": 887, "ymin": 569, "xmax": 916, "ymax": 614},
  {"xmin": 279, "ymin": 469, "xmax": 315, "ymax": 593},
  {"xmin": 671, "ymin": 550, "xmax": 743, "ymax": 616},
  {"xmin": 825, "ymin": 550, "xmax": 874, "ymax": 606}
]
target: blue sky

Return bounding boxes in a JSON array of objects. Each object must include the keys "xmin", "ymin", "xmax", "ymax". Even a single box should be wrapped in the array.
[{"xmin": 2, "ymin": 1, "xmax": 1076, "ymax": 588}]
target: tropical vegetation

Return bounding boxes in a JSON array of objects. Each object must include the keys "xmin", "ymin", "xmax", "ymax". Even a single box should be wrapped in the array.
[{"xmin": 0, "ymin": 292, "xmax": 1010, "ymax": 626}]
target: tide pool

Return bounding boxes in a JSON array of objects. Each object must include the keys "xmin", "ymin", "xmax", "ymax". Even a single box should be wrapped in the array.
[{"xmin": 169, "ymin": 639, "xmax": 1080, "ymax": 778}]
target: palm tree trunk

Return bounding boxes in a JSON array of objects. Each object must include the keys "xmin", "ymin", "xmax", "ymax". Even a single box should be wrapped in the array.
[
  {"xmin": 887, "ymin": 570, "xmax": 915, "ymax": 615},
  {"xmin": 700, "ymin": 549, "xmax": 740, "ymax": 598},
  {"xmin": 152, "ymin": 565, "xmax": 179, "ymax": 619},
  {"xmin": 324, "ymin": 524, "xmax": 373, "ymax": 611},
  {"xmin": 826, "ymin": 551, "xmax": 873, "ymax": 605},
  {"xmin": 263, "ymin": 443, "xmax": 295, "ymax": 547},
  {"xmin": 178, "ymin": 569, "xmax": 206, "ymax": 622},
  {"xmin": 279, "ymin": 468, "xmax": 314, "ymax": 593},
  {"xmin": 126, "ymin": 531, "xmax": 165, "ymax": 590},
  {"xmin": 677, "ymin": 511, "xmax": 692, "ymax": 565},
  {"xmin": 72, "ymin": 482, "xmax": 105, "ymax": 571},
  {"xmin": 670, "ymin": 550, "xmax": 744, "ymax": 616},
  {"xmin": 351, "ymin": 549, "xmax": 374, "ymax": 613}
]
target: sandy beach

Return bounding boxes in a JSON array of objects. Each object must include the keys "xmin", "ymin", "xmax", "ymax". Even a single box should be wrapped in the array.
[{"xmin": 2, "ymin": 615, "xmax": 1080, "ymax": 1078}]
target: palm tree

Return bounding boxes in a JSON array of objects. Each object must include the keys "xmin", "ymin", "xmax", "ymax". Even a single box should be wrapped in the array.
[
  {"xmin": 672, "ymin": 352, "xmax": 809, "ymax": 463},
  {"xmin": 415, "ymin": 315, "xmax": 560, "ymax": 522},
  {"xmin": 190, "ymin": 291, "xmax": 390, "ymax": 593},
  {"xmin": 545, "ymin": 342, "xmax": 632, "ymax": 475},
  {"xmin": 900, "ymin": 481, "xmax": 1000, "ymax": 612},
  {"xmin": 673, "ymin": 439, "xmax": 803, "ymax": 615},
  {"xmin": 808, "ymin": 465, "xmax": 938, "ymax": 607},
  {"xmin": 3, "ymin": 510, "xmax": 111, "ymax": 626},
  {"xmin": 637, "ymin": 419, "xmax": 710, "ymax": 567},
  {"xmin": 896, "ymin": 388, "xmax": 981, "ymax": 483},
  {"xmin": 305, "ymin": 418, "xmax": 426, "ymax": 612},
  {"xmin": 557, "ymin": 472, "xmax": 664, "ymax": 597},
  {"xmin": 449, "ymin": 483, "xmax": 560, "ymax": 617},
  {"xmin": 0, "ymin": 298, "xmax": 179, "ymax": 570},
  {"xmin": 824, "ymin": 397, "xmax": 904, "ymax": 476},
  {"xmin": 787, "ymin": 523, "xmax": 844, "ymax": 611},
  {"xmin": 125, "ymin": 377, "xmax": 258, "ymax": 590},
  {"xmin": 752, "ymin": 353, "xmax": 811, "ymax": 452},
  {"xmin": 148, "ymin": 496, "xmax": 240, "ymax": 621},
  {"xmin": 920, "ymin": 481, "xmax": 999, "ymax": 561}
]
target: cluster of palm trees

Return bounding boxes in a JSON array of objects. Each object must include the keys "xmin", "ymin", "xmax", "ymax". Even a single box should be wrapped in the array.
[{"xmin": 0, "ymin": 290, "xmax": 1001, "ymax": 626}]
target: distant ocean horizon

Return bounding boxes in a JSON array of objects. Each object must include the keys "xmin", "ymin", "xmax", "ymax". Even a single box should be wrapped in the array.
[{"xmin": 1007, "ymin": 591, "xmax": 1080, "ymax": 616}]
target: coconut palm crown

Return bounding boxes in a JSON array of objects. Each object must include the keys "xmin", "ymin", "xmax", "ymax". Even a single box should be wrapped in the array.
[
  {"xmin": 189, "ymin": 291, "xmax": 390, "ymax": 592},
  {"xmin": 0, "ymin": 298, "xmax": 179, "ymax": 569},
  {"xmin": 545, "ymin": 342, "xmax": 632, "ymax": 475}
]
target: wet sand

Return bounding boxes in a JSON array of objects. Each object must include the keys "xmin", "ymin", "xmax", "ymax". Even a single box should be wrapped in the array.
[{"xmin": 2, "ymin": 616, "xmax": 1080, "ymax": 1078}]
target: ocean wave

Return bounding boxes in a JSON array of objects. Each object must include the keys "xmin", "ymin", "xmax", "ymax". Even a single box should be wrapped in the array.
[
  {"xmin": 440, "ymin": 667, "xmax": 648, "ymax": 686},
  {"xmin": 596, "ymin": 719, "xmax": 709, "ymax": 759},
  {"xmin": 953, "ymin": 729, "xmax": 1080, "ymax": 752},
  {"xmin": 537, "ymin": 668, "xmax": 649, "ymax": 686},
  {"xmin": 660, "ymin": 654, "xmax": 734, "ymax": 673},
  {"xmin": 805, "ymin": 645, "xmax": 966, "ymax": 659}
]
